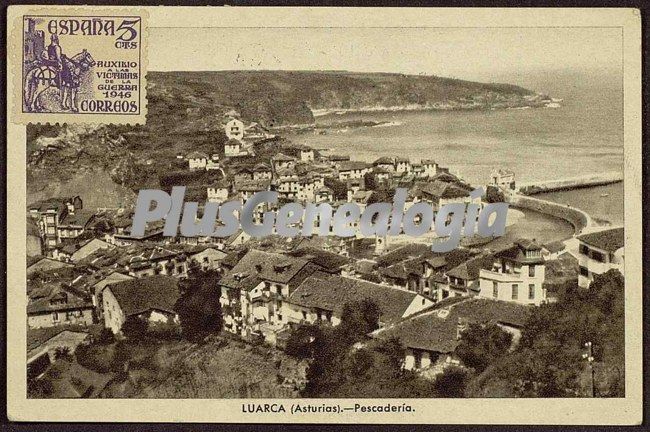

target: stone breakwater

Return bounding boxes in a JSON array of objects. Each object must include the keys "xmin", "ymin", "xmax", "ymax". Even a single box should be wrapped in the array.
[
  {"xmin": 517, "ymin": 172, "xmax": 623, "ymax": 195},
  {"xmin": 507, "ymin": 193, "xmax": 593, "ymax": 237}
]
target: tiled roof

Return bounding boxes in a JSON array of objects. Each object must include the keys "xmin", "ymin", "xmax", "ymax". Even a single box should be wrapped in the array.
[
  {"xmin": 59, "ymin": 210, "xmax": 95, "ymax": 228},
  {"xmin": 446, "ymin": 253, "xmax": 494, "ymax": 281},
  {"xmin": 187, "ymin": 151, "xmax": 209, "ymax": 159},
  {"xmin": 577, "ymin": 227, "xmax": 625, "ymax": 252},
  {"xmin": 272, "ymin": 152, "xmax": 296, "ymax": 162},
  {"xmin": 289, "ymin": 246, "xmax": 351, "ymax": 273},
  {"xmin": 373, "ymin": 156, "xmax": 394, "ymax": 165},
  {"xmin": 220, "ymin": 249, "xmax": 312, "ymax": 290},
  {"xmin": 338, "ymin": 161, "xmax": 371, "ymax": 171},
  {"xmin": 107, "ymin": 275, "xmax": 180, "ymax": 316},
  {"xmin": 542, "ymin": 240, "xmax": 566, "ymax": 254},
  {"xmin": 92, "ymin": 271, "xmax": 134, "ymax": 297},
  {"xmin": 27, "ymin": 287, "xmax": 93, "ymax": 314},
  {"xmin": 375, "ymin": 297, "xmax": 532, "ymax": 352},
  {"xmin": 288, "ymin": 273, "xmax": 420, "ymax": 325},
  {"xmin": 493, "ymin": 240, "xmax": 544, "ymax": 265},
  {"xmin": 27, "ymin": 258, "xmax": 74, "ymax": 274}
]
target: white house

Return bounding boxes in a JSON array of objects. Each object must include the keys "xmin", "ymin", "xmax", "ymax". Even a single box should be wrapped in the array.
[
  {"xmin": 298, "ymin": 146, "xmax": 315, "ymax": 162},
  {"xmin": 490, "ymin": 169, "xmax": 516, "ymax": 191},
  {"xmin": 103, "ymin": 275, "xmax": 180, "ymax": 334},
  {"xmin": 190, "ymin": 247, "xmax": 227, "ymax": 271},
  {"xmin": 187, "ymin": 151, "xmax": 209, "ymax": 170},
  {"xmin": 224, "ymin": 139, "xmax": 243, "ymax": 157},
  {"xmin": 337, "ymin": 161, "xmax": 371, "ymax": 181},
  {"xmin": 576, "ymin": 227, "xmax": 624, "ymax": 288},
  {"xmin": 225, "ymin": 118, "xmax": 245, "ymax": 141},
  {"xmin": 478, "ymin": 239, "xmax": 547, "ymax": 306},
  {"xmin": 395, "ymin": 157, "xmax": 412, "ymax": 174},
  {"xmin": 207, "ymin": 181, "xmax": 230, "ymax": 203},
  {"xmin": 421, "ymin": 159, "xmax": 439, "ymax": 177}
]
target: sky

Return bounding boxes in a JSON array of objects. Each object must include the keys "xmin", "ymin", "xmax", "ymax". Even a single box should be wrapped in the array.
[{"xmin": 149, "ymin": 26, "xmax": 622, "ymax": 83}]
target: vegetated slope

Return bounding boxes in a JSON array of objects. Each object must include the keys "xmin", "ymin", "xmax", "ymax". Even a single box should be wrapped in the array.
[{"xmin": 149, "ymin": 70, "xmax": 537, "ymax": 126}]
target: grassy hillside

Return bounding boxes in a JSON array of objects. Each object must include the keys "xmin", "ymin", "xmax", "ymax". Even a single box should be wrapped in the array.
[{"xmin": 149, "ymin": 70, "xmax": 536, "ymax": 126}]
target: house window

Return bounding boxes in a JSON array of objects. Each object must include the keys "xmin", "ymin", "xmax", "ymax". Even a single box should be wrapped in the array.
[
  {"xmin": 591, "ymin": 251, "xmax": 605, "ymax": 263},
  {"xmin": 579, "ymin": 266, "xmax": 589, "ymax": 277},
  {"xmin": 511, "ymin": 284, "xmax": 519, "ymax": 300},
  {"xmin": 579, "ymin": 244, "xmax": 590, "ymax": 255},
  {"xmin": 529, "ymin": 266, "xmax": 535, "ymax": 277},
  {"xmin": 302, "ymin": 311, "xmax": 307, "ymax": 320},
  {"xmin": 52, "ymin": 311, "xmax": 59, "ymax": 322},
  {"xmin": 414, "ymin": 350, "xmax": 422, "ymax": 369},
  {"xmin": 492, "ymin": 282, "xmax": 498, "ymax": 298},
  {"xmin": 529, "ymin": 284, "xmax": 535, "ymax": 300}
]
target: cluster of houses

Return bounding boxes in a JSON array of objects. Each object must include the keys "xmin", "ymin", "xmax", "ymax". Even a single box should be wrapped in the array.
[{"xmin": 25, "ymin": 113, "xmax": 626, "ymax": 384}]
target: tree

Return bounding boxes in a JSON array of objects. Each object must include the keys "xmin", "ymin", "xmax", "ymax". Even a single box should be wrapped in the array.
[
  {"xmin": 54, "ymin": 346, "xmax": 73, "ymax": 361},
  {"xmin": 467, "ymin": 269, "xmax": 625, "ymax": 398},
  {"xmin": 485, "ymin": 185, "xmax": 505, "ymax": 204},
  {"xmin": 338, "ymin": 298, "xmax": 381, "ymax": 342},
  {"xmin": 433, "ymin": 366, "xmax": 469, "ymax": 397},
  {"xmin": 285, "ymin": 324, "xmax": 323, "ymax": 360},
  {"xmin": 455, "ymin": 323, "xmax": 513, "ymax": 373},
  {"xmin": 175, "ymin": 268, "xmax": 223, "ymax": 342},
  {"xmin": 374, "ymin": 336, "xmax": 406, "ymax": 376},
  {"xmin": 121, "ymin": 315, "xmax": 149, "ymax": 340}
]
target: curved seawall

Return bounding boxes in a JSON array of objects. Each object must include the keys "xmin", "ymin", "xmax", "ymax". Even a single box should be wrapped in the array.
[{"xmin": 507, "ymin": 193, "xmax": 593, "ymax": 236}]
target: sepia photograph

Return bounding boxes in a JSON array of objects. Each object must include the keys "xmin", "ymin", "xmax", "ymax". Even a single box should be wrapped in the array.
[{"xmin": 6, "ymin": 5, "xmax": 642, "ymax": 425}]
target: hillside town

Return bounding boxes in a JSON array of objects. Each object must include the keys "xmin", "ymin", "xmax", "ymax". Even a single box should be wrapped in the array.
[{"xmin": 25, "ymin": 112, "xmax": 625, "ymax": 398}]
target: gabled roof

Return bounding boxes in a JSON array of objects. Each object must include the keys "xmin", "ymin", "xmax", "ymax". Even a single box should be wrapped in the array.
[
  {"xmin": 234, "ymin": 179, "xmax": 271, "ymax": 192},
  {"xmin": 220, "ymin": 249, "xmax": 313, "ymax": 290},
  {"xmin": 187, "ymin": 151, "xmax": 209, "ymax": 159},
  {"xmin": 253, "ymin": 163, "xmax": 272, "ymax": 172},
  {"xmin": 375, "ymin": 297, "xmax": 532, "ymax": 353},
  {"xmin": 577, "ymin": 227, "xmax": 624, "ymax": 253},
  {"xmin": 272, "ymin": 152, "xmax": 296, "ymax": 162},
  {"xmin": 542, "ymin": 240, "xmax": 566, "ymax": 254},
  {"xmin": 27, "ymin": 286, "xmax": 93, "ymax": 314},
  {"xmin": 288, "ymin": 273, "xmax": 421, "ymax": 325},
  {"xmin": 27, "ymin": 197, "xmax": 75, "ymax": 213},
  {"xmin": 338, "ymin": 161, "xmax": 371, "ymax": 172},
  {"xmin": 415, "ymin": 180, "xmax": 471, "ymax": 201},
  {"xmin": 27, "ymin": 257, "xmax": 74, "ymax": 274},
  {"xmin": 446, "ymin": 253, "xmax": 494, "ymax": 281},
  {"xmin": 92, "ymin": 271, "xmax": 134, "ymax": 297},
  {"xmin": 289, "ymin": 246, "xmax": 351, "ymax": 273},
  {"xmin": 107, "ymin": 275, "xmax": 180, "ymax": 316},
  {"xmin": 493, "ymin": 240, "xmax": 544, "ymax": 265},
  {"xmin": 373, "ymin": 156, "xmax": 394, "ymax": 165},
  {"xmin": 59, "ymin": 210, "xmax": 95, "ymax": 228}
]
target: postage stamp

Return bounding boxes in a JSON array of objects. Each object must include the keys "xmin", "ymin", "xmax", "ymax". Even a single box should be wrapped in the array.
[{"xmin": 9, "ymin": 7, "xmax": 148, "ymax": 124}]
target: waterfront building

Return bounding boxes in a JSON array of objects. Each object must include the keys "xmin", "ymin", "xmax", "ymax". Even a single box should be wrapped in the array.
[
  {"xmin": 490, "ymin": 168, "xmax": 516, "ymax": 190},
  {"xmin": 576, "ymin": 227, "xmax": 624, "ymax": 288}
]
